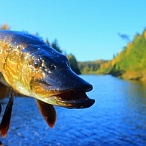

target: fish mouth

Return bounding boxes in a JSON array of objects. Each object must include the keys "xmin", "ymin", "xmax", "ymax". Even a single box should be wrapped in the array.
[
  {"xmin": 35, "ymin": 67, "xmax": 95, "ymax": 109},
  {"xmin": 54, "ymin": 90, "xmax": 95, "ymax": 109}
]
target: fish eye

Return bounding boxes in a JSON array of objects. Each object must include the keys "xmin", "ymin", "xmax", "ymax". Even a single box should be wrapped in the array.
[
  {"xmin": 34, "ymin": 58, "xmax": 42, "ymax": 69},
  {"xmin": 48, "ymin": 64, "xmax": 56, "ymax": 71}
]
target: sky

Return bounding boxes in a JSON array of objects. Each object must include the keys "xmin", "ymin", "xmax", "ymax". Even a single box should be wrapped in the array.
[{"xmin": 0, "ymin": 0, "xmax": 146, "ymax": 61}]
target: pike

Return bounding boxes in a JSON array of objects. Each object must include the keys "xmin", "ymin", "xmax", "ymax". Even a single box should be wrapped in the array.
[{"xmin": 0, "ymin": 30, "xmax": 95, "ymax": 138}]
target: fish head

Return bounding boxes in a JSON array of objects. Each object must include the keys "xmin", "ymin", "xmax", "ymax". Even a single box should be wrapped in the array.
[
  {"xmin": 0, "ymin": 30, "xmax": 95, "ymax": 136},
  {"xmin": 0, "ymin": 30, "xmax": 95, "ymax": 109},
  {"xmin": 29, "ymin": 45, "xmax": 95, "ymax": 109}
]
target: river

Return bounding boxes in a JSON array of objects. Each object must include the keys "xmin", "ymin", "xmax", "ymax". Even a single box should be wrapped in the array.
[{"xmin": 0, "ymin": 75, "xmax": 146, "ymax": 146}]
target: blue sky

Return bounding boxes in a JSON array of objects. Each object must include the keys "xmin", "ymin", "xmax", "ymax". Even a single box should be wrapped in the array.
[{"xmin": 0, "ymin": 0, "xmax": 146, "ymax": 61}]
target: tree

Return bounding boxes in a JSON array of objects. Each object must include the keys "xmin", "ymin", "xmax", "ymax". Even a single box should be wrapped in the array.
[
  {"xmin": 46, "ymin": 38, "xmax": 50, "ymax": 46},
  {"xmin": 67, "ymin": 54, "xmax": 81, "ymax": 74},
  {"xmin": 51, "ymin": 39, "xmax": 62, "ymax": 53},
  {"xmin": 0, "ymin": 23, "xmax": 10, "ymax": 30}
]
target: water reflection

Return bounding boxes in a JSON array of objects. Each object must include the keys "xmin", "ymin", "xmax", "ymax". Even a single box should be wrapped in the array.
[
  {"xmin": 128, "ymin": 80, "xmax": 146, "ymax": 99},
  {"xmin": 82, "ymin": 75, "xmax": 146, "ymax": 145}
]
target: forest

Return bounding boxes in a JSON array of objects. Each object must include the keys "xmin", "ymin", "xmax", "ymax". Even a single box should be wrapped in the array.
[
  {"xmin": 78, "ymin": 60, "xmax": 107, "ymax": 74},
  {"xmin": 78, "ymin": 28, "xmax": 146, "ymax": 83},
  {"xmin": 96, "ymin": 29, "xmax": 146, "ymax": 82}
]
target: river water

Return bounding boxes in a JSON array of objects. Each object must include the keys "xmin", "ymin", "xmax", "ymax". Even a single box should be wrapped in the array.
[{"xmin": 0, "ymin": 75, "xmax": 146, "ymax": 146}]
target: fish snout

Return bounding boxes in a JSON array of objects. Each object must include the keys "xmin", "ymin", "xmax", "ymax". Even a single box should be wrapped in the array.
[
  {"xmin": 45, "ymin": 69, "xmax": 92, "ymax": 91},
  {"xmin": 43, "ymin": 69, "xmax": 95, "ymax": 108}
]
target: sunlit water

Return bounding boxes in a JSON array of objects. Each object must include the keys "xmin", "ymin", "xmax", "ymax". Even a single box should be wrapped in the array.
[{"xmin": 0, "ymin": 75, "xmax": 146, "ymax": 146}]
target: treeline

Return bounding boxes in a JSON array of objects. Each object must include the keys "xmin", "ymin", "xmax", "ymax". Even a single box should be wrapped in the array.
[
  {"xmin": 97, "ymin": 29, "xmax": 146, "ymax": 82},
  {"xmin": 78, "ymin": 60, "xmax": 107, "ymax": 74},
  {"xmin": 0, "ymin": 24, "xmax": 81, "ymax": 74},
  {"xmin": 77, "ymin": 28, "xmax": 146, "ymax": 83}
]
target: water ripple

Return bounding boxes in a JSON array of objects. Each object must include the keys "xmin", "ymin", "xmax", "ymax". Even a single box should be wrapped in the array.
[{"xmin": 0, "ymin": 75, "xmax": 146, "ymax": 146}]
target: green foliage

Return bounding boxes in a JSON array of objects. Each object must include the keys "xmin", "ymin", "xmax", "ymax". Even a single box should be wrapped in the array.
[
  {"xmin": 46, "ymin": 38, "xmax": 50, "ymax": 46},
  {"xmin": 51, "ymin": 39, "xmax": 62, "ymax": 53},
  {"xmin": 95, "ymin": 61, "xmax": 112, "ymax": 74},
  {"xmin": 67, "ymin": 54, "xmax": 81, "ymax": 74},
  {"xmin": 78, "ymin": 60, "xmax": 106, "ymax": 74},
  {"xmin": 114, "ymin": 30, "xmax": 146, "ymax": 71},
  {"xmin": 97, "ymin": 28, "xmax": 146, "ymax": 81}
]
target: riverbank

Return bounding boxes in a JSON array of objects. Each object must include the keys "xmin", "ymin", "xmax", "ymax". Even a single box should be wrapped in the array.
[
  {"xmin": 107, "ymin": 69, "xmax": 146, "ymax": 83},
  {"xmin": 119, "ymin": 70, "xmax": 146, "ymax": 83},
  {"xmin": 78, "ymin": 29, "xmax": 146, "ymax": 83}
]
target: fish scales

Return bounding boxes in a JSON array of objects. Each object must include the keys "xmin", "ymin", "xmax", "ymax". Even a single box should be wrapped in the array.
[{"xmin": 0, "ymin": 30, "xmax": 95, "ymax": 138}]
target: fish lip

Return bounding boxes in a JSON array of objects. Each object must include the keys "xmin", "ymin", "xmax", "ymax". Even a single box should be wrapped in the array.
[
  {"xmin": 36, "ymin": 78, "xmax": 93, "ymax": 93},
  {"xmin": 54, "ymin": 90, "xmax": 95, "ymax": 109},
  {"xmin": 36, "ymin": 79, "xmax": 95, "ymax": 108},
  {"xmin": 56, "ymin": 97, "xmax": 95, "ymax": 109}
]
